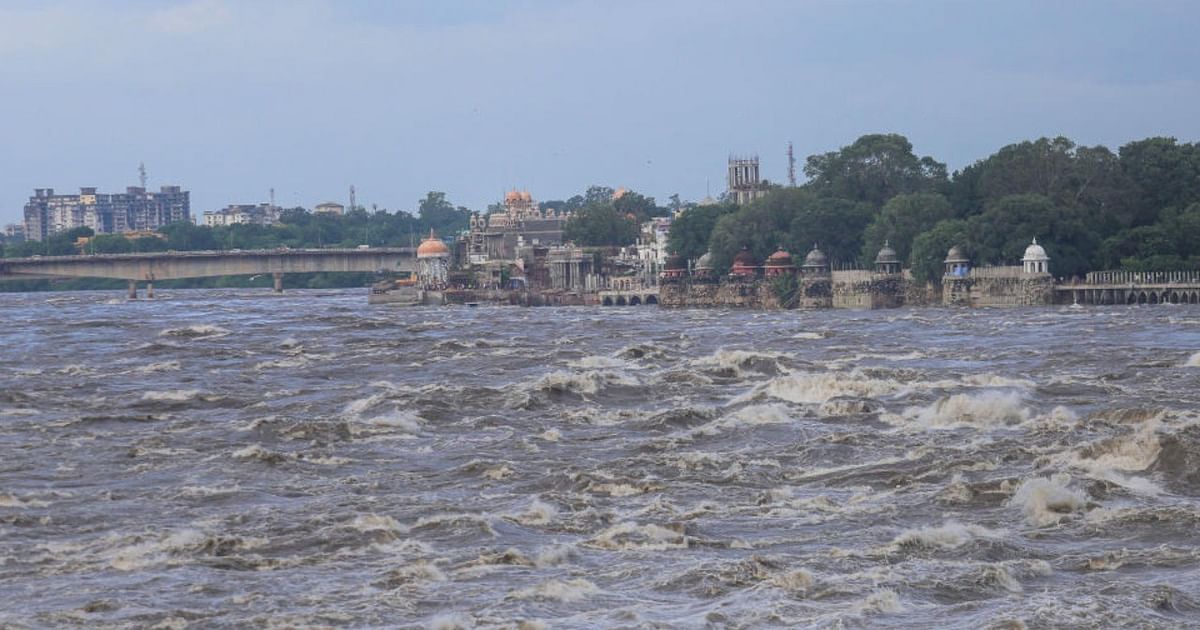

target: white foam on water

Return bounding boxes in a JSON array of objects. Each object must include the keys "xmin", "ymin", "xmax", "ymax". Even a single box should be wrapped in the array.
[
  {"xmin": 141, "ymin": 389, "xmax": 204, "ymax": 402},
  {"xmin": 533, "ymin": 545, "xmax": 574, "ymax": 568},
  {"xmin": 1010, "ymin": 474, "xmax": 1088, "ymax": 527},
  {"xmin": 534, "ymin": 369, "xmax": 637, "ymax": 395},
  {"xmin": 755, "ymin": 370, "xmax": 904, "ymax": 405},
  {"xmin": 568, "ymin": 355, "xmax": 631, "ymax": 370},
  {"xmin": 507, "ymin": 499, "xmax": 558, "ymax": 526},
  {"xmin": 586, "ymin": 521, "xmax": 687, "ymax": 551},
  {"xmin": 689, "ymin": 349, "xmax": 787, "ymax": 376},
  {"xmin": 133, "ymin": 360, "xmax": 181, "ymax": 374},
  {"xmin": 889, "ymin": 521, "xmax": 1006, "ymax": 551},
  {"xmin": 0, "ymin": 493, "xmax": 50, "ymax": 508},
  {"xmin": 509, "ymin": 578, "xmax": 598, "ymax": 602},
  {"xmin": 537, "ymin": 428, "xmax": 561, "ymax": 442},
  {"xmin": 350, "ymin": 410, "xmax": 422, "ymax": 437},
  {"xmin": 1185, "ymin": 351, "xmax": 1200, "ymax": 367},
  {"xmin": 159, "ymin": 324, "xmax": 231, "ymax": 339},
  {"xmin": 1053, "ymin": 417, "xmax": 1165, "ymax": 495},
  {"xmin": 856, "ymin": 589, "xmax": 904, "ymax": 614},
  {"xmin": 692, "ymin": 403, "xmax": 796, "ymax": 436},
  {"xmin": 255, "ymin": 357, "xmax": 309, "ymax": 370},
  {"xmin": 892, "ymin": 391, "xmax": 1029, "ymax": 429}
]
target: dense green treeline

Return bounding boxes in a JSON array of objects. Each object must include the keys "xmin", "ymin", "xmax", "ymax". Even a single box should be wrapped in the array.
[{"xmin": 674, "ymin": 134, "xmax": 1200, "ymax": 283}]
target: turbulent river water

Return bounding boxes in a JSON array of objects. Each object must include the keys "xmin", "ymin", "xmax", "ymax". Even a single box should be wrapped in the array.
[{"xmin": 2, "ymin": 289, "xmax": 1200, "ymax": 629}]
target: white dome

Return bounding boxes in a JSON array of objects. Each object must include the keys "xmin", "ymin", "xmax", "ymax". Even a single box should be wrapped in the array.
[{"xmin": 1022, "ymin": 237, "xmax": 1049, "ymax": 262}]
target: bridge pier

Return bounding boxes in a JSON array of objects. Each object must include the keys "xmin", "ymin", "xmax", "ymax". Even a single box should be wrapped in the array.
[
  {"xmin": 127, "ymin": 280, "xmax": 138, "ymax": 300},
  {"xmin": 273, "ymin": 273, "xmax": 283, "ymax": 293},
  {"xmin": 146, "ymin": 281, "xmax": 154, "ymax": 299}
]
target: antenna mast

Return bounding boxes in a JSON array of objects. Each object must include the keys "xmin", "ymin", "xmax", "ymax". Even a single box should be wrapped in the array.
[
  {"xmin": 138, "ymin": 162, "xmax": 147, "ymax": 189},
  {"xmin": 349, "ymin": 185, "xmax": 356, "ymax": 213},
  {"xmin": 269, "ymin": 187, "xmax": 275, "ymax": 209},
  {"xmin": 787, "ymin": 142, "xmax": 796, "ymax": 187}
]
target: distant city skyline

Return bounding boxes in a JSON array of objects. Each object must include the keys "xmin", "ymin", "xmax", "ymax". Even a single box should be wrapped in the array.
[{"xmin": 2, "ymin": 0, "xmax": 1199, "ymax": 225}]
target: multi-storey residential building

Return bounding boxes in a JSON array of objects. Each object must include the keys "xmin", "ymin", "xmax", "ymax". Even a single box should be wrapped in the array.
[
  {"xmin": 2, "ymin": 223, "xmax": 25, "ymax": 241},
  {"xmin": 202, "ymin": 204, "xmax": 278, "ymax": 227},
  {"xmin": 23, "ymin": 186, "xmax": 191, "ymax": 241}
]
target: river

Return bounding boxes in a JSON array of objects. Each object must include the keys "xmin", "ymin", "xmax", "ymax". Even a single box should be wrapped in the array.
[{"xmin": 1, "ymin": 289, "xmax": 1199, "ymax": 628}]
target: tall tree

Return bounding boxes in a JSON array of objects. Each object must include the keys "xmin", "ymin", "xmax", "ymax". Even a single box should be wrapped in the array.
[
  {"xmin": 803, "ymin": 133, "xmax": 947, "ymax": 207},
  {"xmin": 859, "ymin": 192, "xmax": 955, "ymax": 266}
]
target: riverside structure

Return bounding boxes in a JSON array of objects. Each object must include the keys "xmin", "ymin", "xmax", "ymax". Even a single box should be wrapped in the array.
[
  {"xmin": 655, "ymin": 239, "xmax": 1200, "ymax": 309},
  {"xmin": 0, "ymin": 248, "xmax": 415, "ymax": 298}
]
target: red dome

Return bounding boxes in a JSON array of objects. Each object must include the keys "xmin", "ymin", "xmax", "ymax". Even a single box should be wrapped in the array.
[
  {"xmin": 416, "ymin": 229, "xmax": 450, "ymax": 257},
  {"xmin": 766, "ymin": 248, "xmax": 793, "ymax": 266},
  {"xmin": 733, "ymin": 248, "xmax": 757, "ymax": 267}
]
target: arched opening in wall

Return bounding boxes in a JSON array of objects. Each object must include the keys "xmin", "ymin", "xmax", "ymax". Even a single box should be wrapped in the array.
[
  {"xmin": 1127, "ymin": 292, "xmax": 1137, "ymax": 305},
  {"xmin": 1149, "ymin": 292, "xmax": 1159, "ymax": 305},
  {"xmin": 1138, "ymin": 292, "xmax": 1148, "ymax": 305},
  {"xmin": 629, "ymin": 296, "xmax": 642, "ymax": 306},
  {"xmin": 645, "ymin": 295, "xmax": 658, "ymax": 305},
  {"xmin": 616, "ymin": 296, "xmax": 627, "ymax": 306},
  {"xmin": 1170, "ymin": 292, "xmax": 1180, "ymax": 304},
  {"xmin": 602, "ymin": 296, "xmax": 613, "ymax": 306},
  {"xmin": 1191, "ymin": 292, "xmax": 1199, "ymax": 304}
]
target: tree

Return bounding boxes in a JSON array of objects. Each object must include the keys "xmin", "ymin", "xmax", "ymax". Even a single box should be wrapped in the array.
[
  {"xmin": 613, "ymin": 190, "xmax": 666, "ymax": 221},
  {"xmin": 803, "ymin": 133, "xmax": 947, "ymax": 207},
  {"xmin": 418, "ymin": 191, "xmax": 471, "ymax": 237},
  {"xmin": 1118, "ymin": 137, "xmax": 1200, "ymax": 226},
  {"xmin": 705, "ymin": 188, "xmax": 873, "ymax": 272},
  {"xmin": 950, "ymin": 137, "xmax": 1135, "ymax": 231},
  {"xmin": 860, "ymin": 193, "xmax": 955, "ymax": 265},
  {"xmin": 563, "ymin": 202, "xmax": 638, "ymax": 246},
  {"xmin": 667, "ymin": 202, "xmax": 737, "ymax": 260},
  {"xmin": 909, "ymin": 219, "xmax": 969, "ymax": 285}
]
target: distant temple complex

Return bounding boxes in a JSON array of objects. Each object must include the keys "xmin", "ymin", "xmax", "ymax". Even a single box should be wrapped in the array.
[{"xmin": 467, "ymin": 190, "xmax": 570, "ymax": 262}]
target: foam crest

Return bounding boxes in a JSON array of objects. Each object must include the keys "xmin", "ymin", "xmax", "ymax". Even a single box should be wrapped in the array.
[
  {"xmin": 534, "ymin": 369, "xmax": 637, "ymax": 395},
  {"xmin": 507, "ymin": 499, "xmax": 558, "ymax": 526},
  {"xmin": 890, "ymin": 521, "xmax": 1005, "ymax": 550},
  {"xmin": 759, "ymin": 370, "xmax": 903, "ymax": 404},
  {"xmin": 897, "ymin": 391, "xmax": 1029, "ymax": 429},
  {"xmin": 690, "ymin": 349, "xmax": 786, "ymax": 376},
  {"xmin": 586, "ymin": 521, "xmax": 687, "ymax": 551},
  {"xmin": 509, "ymin": 578, "xmax": 598, "ymax": 602},
  {"xmin": 159, "ymin": 324, "xmax": 231, "ymax": 339},
  {"xmin": 1010, "ymin": 474, "xmax": 1087, "ymax": 526},
  {"xmin": 1185, "ymin": 351, "xmax": 1200, "ymax": 367},
  {"xmin": 141, "ymin": 389, "xmax": 204, "ymax": 402}
]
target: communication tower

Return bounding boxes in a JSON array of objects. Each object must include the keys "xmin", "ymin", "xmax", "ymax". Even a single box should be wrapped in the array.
[
  {"xmin": 787, "ymin": 142, "xmax": 796, "ymax": 187},
  {"xmin": 138, "ymin": 162, "xmax": 147, "ymax": 189},
  {"xmin": 349, "ymin": 185, "xmax": 356, "ymax": 213}
]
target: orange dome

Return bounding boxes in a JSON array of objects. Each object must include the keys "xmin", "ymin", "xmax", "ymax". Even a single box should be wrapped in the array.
[
  {"xmin": 504, "ymin": 190, "xmax": 521, "ymax": 203},
  {"xmin": 520, "ymin": 190, "xmax": 532, "ymax": 202},
  {"xmin": 416, "ymin": 229, "xmax": 450, "ymax": 257}
]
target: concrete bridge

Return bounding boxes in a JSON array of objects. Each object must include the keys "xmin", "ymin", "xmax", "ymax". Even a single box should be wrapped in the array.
[
  {"xmin": 1056, "ymin": 270, "xmax": 1200, "ymax": 305},
  {"xmin": 599, "ymin": 288, "xmax": 659, "ymax": 306},
  {"xmin": 0, "ymin": 247, "xmax": 415, "ymax": 297}
]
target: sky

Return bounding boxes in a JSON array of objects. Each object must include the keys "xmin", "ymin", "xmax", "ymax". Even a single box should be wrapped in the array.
[{"xmin": 1, "ymin": 0, "xmax": 1198, "ymax": 224}]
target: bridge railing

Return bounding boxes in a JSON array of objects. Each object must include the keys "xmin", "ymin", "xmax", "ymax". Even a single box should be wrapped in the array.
[
  {"xmin": 1084, "ymin": 270, "xmax": 1200, "ymax": 285},
  {"xmin": 1, "ymin": 247, "xmax": 415, "ymax": 264}
]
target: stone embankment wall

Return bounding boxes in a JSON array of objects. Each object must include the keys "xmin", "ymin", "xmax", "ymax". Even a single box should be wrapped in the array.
[
  {"xmin": 661, "ymin": 272, "xmax": 935, "ymax": 310},
  {"xmin": 942, "ymin": 268, "xmax": 1054, "ymax": 307}
]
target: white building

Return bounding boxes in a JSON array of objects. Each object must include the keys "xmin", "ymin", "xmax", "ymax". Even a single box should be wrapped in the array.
[
  {"xmin": 314, "ymin": 202, "xmax": 345, "ymax": 215},
  {"xmin": 202, "ymin": 204, "xmax": 278, "ymax": 227}
]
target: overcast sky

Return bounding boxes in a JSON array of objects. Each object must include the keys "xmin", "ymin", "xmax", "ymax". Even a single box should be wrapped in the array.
[{"xmin": 2, "ymin": 0, "xmax": 1198, "ymax": 224}]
